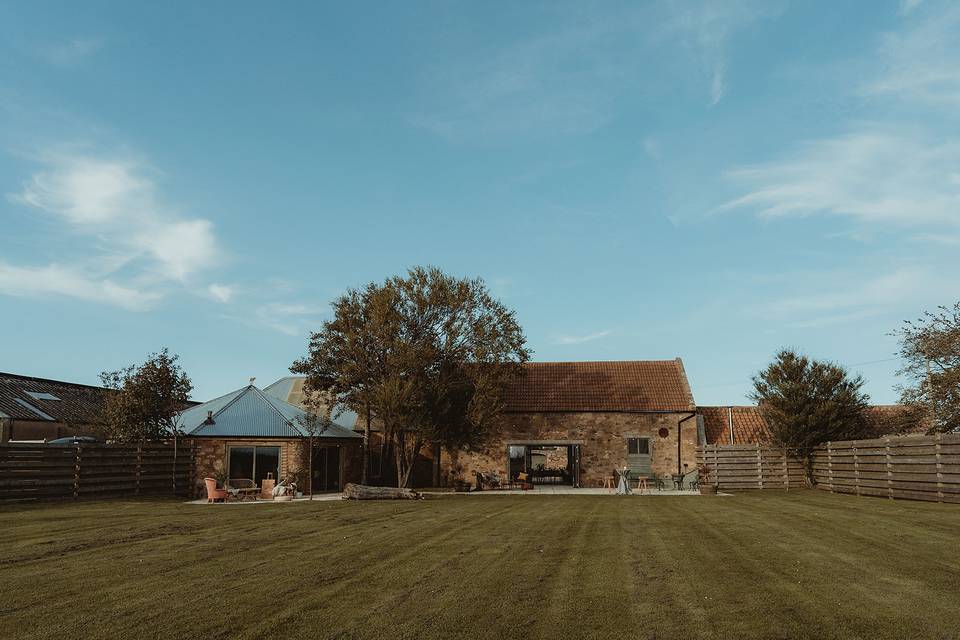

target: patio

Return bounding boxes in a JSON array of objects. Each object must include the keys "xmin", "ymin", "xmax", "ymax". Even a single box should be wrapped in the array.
[{"xmin": 457, "ymin": 486, "xmax": 717, "ymax": 496}]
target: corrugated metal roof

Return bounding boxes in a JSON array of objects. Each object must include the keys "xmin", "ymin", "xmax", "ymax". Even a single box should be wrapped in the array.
[
  {"xmin": 262, "ymin": 375, "xmax": 359, "ymax": 430},
  {"xmin": 182, "ymin": 384, "xmax": 360, "ymax": 439}
]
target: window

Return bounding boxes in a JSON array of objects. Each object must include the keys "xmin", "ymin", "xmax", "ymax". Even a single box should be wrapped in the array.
[
  {"xmin": 228, "ymin": 445, "xmax": 280, "ymax": 485},
  {"xmin": 26, "ymin": 391, "xmax": 60, "ymax": 401},
  {"xmin": 627, "ymin": 438, "xmax": 650, "ymax": 455}
]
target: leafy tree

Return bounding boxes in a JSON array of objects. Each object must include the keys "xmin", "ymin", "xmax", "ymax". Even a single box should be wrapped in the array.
[
  {"xmin": 99, "ymin": 348, "xmax": 193, "ymax": 442},
  {"xmin": 893, "ymin": 302, "xmax": 960, "ymax": 433},
  {"xmin": 750, "ymin": 349, "xmax": 872, "ymax": 484},
  {"xmin": 292, "ymin": 266, "xmax": 530, "ymax": 488}
]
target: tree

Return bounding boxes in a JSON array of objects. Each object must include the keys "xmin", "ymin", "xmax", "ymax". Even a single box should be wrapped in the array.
[
  {"xmin": 893, "ymin": 302, "xmax": 960, "ymax": 433},
  {"xmin": 296, "ymin": 396, "xmax": 333, "ymax": 500},
  {"xmin": 750, "ymin": 349, "xmax": 872, "ymax": 484},
  {"xmin": 292, "ymin": 266, "xmax": 530, "ymax": 488},
  {"xmin": 99, "ymin": 348, "xmax": 193, "ymax": 442}
]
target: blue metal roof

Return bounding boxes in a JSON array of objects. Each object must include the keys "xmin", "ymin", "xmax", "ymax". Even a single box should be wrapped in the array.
[
  {"xmin": 262, "ymin": 376, "xmax": 360, "ymax": 431},
  {"xmin": 180, "ymin": 385, "xmax": 360, "ymax": 439}
]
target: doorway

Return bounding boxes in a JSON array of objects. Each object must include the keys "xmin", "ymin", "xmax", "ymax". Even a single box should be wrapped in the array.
[
  {"xmin": 507, "ymin": 444, "xmax": 581, "ymax": 487},
  {"xmin": 311, "ymin": 445, "xmax": 342, "ymax": 492}
]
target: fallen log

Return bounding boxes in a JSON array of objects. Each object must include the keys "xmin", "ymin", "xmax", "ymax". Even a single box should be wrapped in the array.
[{"xmin": 343, "ymin": 483, "xmax": 421, "ymax": 500}]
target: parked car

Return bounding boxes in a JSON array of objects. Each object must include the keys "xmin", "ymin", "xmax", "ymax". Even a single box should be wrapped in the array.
[{"xmin": 46, "ymin": 436, "xmax": 103, "ymax": 446}]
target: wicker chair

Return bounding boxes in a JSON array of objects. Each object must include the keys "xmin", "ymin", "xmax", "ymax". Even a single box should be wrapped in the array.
[{"xmin": 203, "ymin": 477, "xmax": 227, "ymax": 503}]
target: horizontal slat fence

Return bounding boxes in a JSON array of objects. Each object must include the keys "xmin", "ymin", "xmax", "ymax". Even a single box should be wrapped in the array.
[
  {"xmin": 0, "ymin": 442, "xmax": 195, "ymax": 502},
  {"xmin": 697, "ymin": 444, "xmax": 805, "ymax": 490},
  {"xmin": 698, "ymin": 433, "xmax": 960, "ymax": 504},
  {"xmin": 813, "ymin": 433, "xmax": 960, "ymax": 504}
]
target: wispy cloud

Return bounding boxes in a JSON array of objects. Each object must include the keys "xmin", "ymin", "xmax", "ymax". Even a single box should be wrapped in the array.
[
  {"xmin": 758, "ymin": 266, "xmax": 960, "ymax": 329},
  {"xmin": 717, "ymin": 131, "xmax": 960, "ymax": 227},
  {"xmin": 866, "ymin": 2, "xmax": 960, "ymax": 105},
  {"xmin": 39, "ymin": 37, "xmax": 102, "ymax": 66},
  {"xmin": 0, "ymin": 262, "xmax": 160, "ymax": 311},
  {"xmin": 206, "ymin": 283, "xmax": 234, "ymax": 303},
  {"xmin": 4, "ymin": 149, "xmax": 224, "ymax": 309},
  {"xmin": 900, "ymin": 0, "xmax": 924, "ymax": 15},
  {"xmin": 250, "ymin": 302, "xmax": 328, "ymax": 337},
  {"xmin": 666, "ymin": 1, "xmax": 779, "ymax": 106},
  {"xmin": 414, "ymin": 3, "xmax": 773, "ymax": 139},
  {"xmin": 554, "ymin": 329, "xmax": 612, "ymax": 345}
]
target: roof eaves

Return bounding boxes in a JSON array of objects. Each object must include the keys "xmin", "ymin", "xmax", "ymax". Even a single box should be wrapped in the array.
[{"xmin": 673, "ymin": 357, "xmax": 696, "ymax": 411}]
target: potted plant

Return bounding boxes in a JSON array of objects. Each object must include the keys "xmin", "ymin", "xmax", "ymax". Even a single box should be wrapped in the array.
[
  {"xmin": 698, "ymin": 464, "xmax": 717, "ymax": 495},
  {"xmin": 212, "ymin": 461, "xmax": 228, "ymax": 489}
]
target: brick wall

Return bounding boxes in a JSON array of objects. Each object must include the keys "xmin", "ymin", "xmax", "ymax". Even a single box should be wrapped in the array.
[{"xmin": 440, "ymin": 411, "xmax": 698, "ymax": 488}]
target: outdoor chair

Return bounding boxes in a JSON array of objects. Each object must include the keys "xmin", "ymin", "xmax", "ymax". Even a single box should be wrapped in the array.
[{"xmin": 203, "ymin": 477, "xmax": 227, "ymax": 503}]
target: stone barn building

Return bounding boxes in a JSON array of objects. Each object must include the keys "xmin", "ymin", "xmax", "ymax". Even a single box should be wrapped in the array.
[{"xmin": 439, "ymin": 360, "xmax": 699, "ymax": 488}]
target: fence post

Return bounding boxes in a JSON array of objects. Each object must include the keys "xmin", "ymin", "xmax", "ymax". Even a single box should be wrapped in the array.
[
  {"xmin": 712, "ymin": 445, "xmax": 719, "ymax": 489},
  {"xmin": 783, "ymin": 449, "xmax": 789, "ymax": 489},
  {"xmin": 136, "ymin": 444, "xmax": 142, "ymax": 495},
  {"xmin": 936, "ymin": 433, "xmax": 943, "ymax": 503},
  {"xmin": 757, "ymin": 443, "xmax": 763, "ymax": 489},
  {"xmin": 73, "ymin": 445, "xmax": 82, "ymax": 499},
  {"xmin": 885, "ymin": 437, "xmax": 892, "ymax": 500},
  {"xmin": 827, "ymin": 442, "xmax": 833, "ymax": 492},
  {"xmin": 853, "ymin": 442, "xmax": 861, "ymax": 496}
]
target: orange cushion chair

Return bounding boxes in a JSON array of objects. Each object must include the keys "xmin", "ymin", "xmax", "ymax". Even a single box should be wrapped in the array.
[{"xmin": 204, "ymin": 477, "xmax": 227, "ymax": 503}]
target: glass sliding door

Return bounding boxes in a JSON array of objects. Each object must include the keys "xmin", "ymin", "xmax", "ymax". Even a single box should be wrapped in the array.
[
  {"xmin": 228, "ymin": 445, "xmax": 281, "ymax": 485},
  {"xmin": 312, "ymin": 445, "xmax": 341, "ymax": 492},
  {"xmin": 228, "ymin": 446, "xmax": 254, "ymax": 481},
  {"xmin": 254, "ymin": 446, "xmax": 280, "ymax": 486},
  {"xmin": 508, "ymin": 445, "xmax": 527, "ymax": 481}
]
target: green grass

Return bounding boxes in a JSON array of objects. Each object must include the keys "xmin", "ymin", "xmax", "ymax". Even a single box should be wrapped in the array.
[{"xmin": 1, "ymin": 491, "xmax": 958, "ymax": 640}]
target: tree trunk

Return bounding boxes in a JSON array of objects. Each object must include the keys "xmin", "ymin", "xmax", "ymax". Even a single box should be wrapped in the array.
[
  {"xmin": 395, "ymin": 430, "xmax": 406, "ymax": 488},
  {"xmin": 399, "ymin": 436, "xmax": 424, "ymax": 489},
  {"xmin": 343, "ymin": 483, "xmax": 420, "ymax": 500},
  {"xmin": 308, "ymin": 434, "xmax": 314, "ymax": 500},
  {"xmin": 803, "ymin": 454, "xmax": 816, "ymax": 488},
  {"xmin": 361, "ymin": 404, "xmax": 371, "ymax": 485}
]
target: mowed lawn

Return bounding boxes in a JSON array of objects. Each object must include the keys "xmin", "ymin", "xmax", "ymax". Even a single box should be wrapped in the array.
[{"xmin": 1, "ymin": 491, "xmax": 958, "ymax": 640}]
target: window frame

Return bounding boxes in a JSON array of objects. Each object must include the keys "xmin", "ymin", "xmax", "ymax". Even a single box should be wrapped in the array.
[
  {"xmin": 227, "ymin": 444, "xmax": 281, "ymax": 484},
  {"xmin": 627, "ymin": 437, "xmax": 651, "ymax": 456}
]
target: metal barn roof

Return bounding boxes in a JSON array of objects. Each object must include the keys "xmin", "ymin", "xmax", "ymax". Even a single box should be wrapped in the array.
[{"xmin": 181, "ymin": 384, "xmax": 360, "ymax": 439}]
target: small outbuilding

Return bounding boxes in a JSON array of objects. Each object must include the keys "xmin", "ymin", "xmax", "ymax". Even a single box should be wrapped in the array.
[{"xmin": 181, "ymin": 383, "xmax": 362, "ymax": 495}]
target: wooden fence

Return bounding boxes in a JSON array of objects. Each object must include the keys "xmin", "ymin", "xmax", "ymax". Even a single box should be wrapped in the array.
[
  {"xmin": 697, "ymin": 444, "xmax": 806, "ymax": 490},
  {"xmin": 0, "ymin": 442, "xmax": 195, "ymax": 502},
  {"xmin": 812, "ymin": 434, "xmax": 960, "ymax": 504},
  {"xmin": 698, "ymin": 433, "xmax": 960, "ymax": 504}
]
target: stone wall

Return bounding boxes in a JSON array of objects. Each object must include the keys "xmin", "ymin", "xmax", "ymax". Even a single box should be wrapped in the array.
[{"xmin": 440, "ymin": 411, "xmax": 698, "ymax": 488}]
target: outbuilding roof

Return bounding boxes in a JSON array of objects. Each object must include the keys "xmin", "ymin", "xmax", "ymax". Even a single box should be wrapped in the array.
[
  {"xmin": 181, "ymin": 384, "xmax": 360, "ymax": 439},
  {"xmin": 503, "ymin": 360, "xmax": 696, "ymax": 413},
  {"xmin": 262, "ymin": 376, "xmax": 359, "ymax": 429},
  {"xmin": 698, "ymin": 404, "xmax": 924, "ymax": 445},
  {"xmin": 0, "ymin": 372, "xmax": 112, "ymax": 424}
]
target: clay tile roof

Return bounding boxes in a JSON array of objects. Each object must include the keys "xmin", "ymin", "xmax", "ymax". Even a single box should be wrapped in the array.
[
  {"xmin": 699, "ymin": 404, "xmax": 925, "ymax": 445},
  {"xmin": 698, "ymin": 406, "xmax": 771, "ymax": 445},
  {"xmin": 863, "ymin": 404, "xmax": 925, "ymax": 435},
  {"xmin": 503, "ymin": 360, "xmax": 695, "ymax": 413}
]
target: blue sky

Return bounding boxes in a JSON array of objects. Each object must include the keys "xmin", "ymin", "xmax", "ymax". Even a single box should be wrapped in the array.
[{"xmin": 2, "ymin": 1, "xmax": 958, "ymax": 404}]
